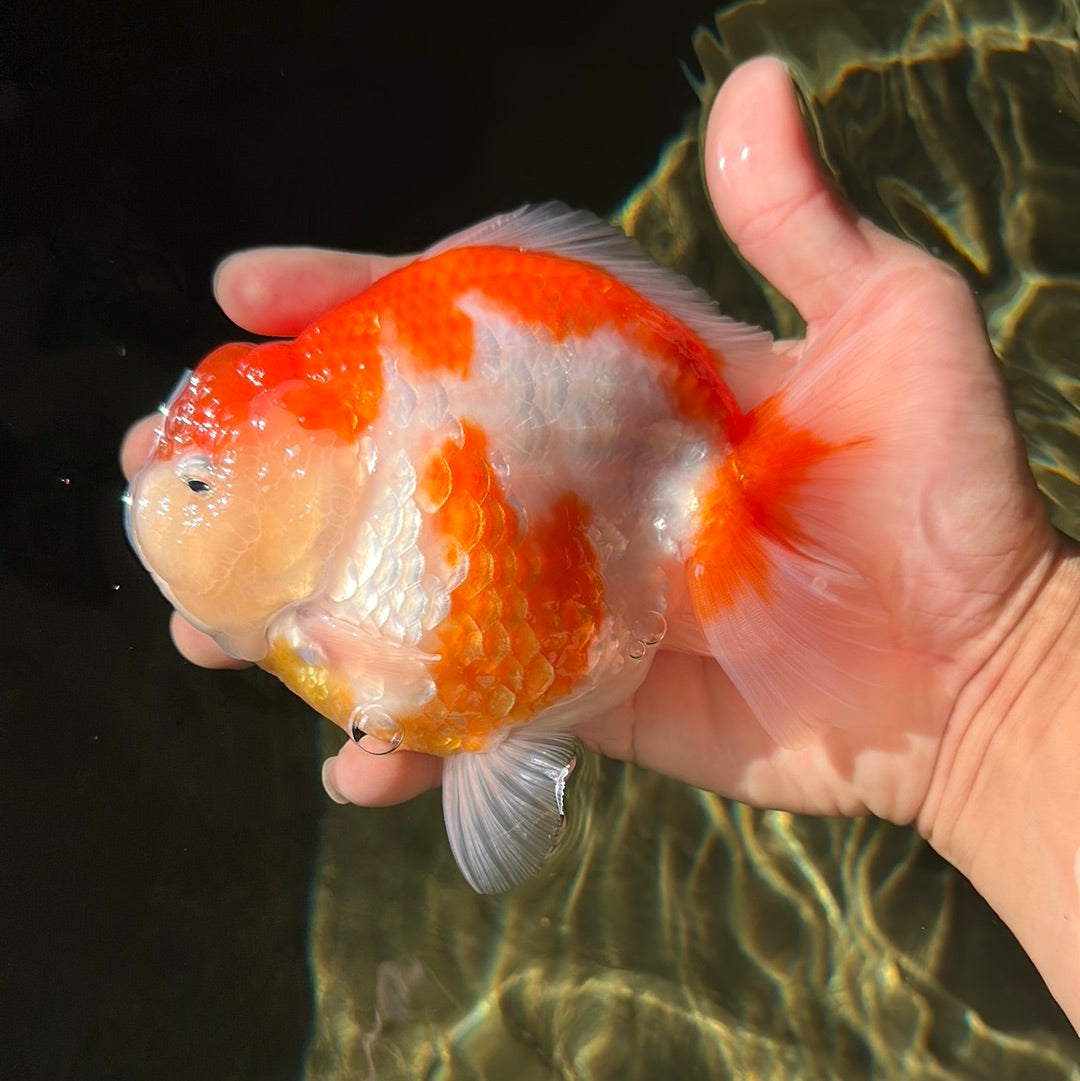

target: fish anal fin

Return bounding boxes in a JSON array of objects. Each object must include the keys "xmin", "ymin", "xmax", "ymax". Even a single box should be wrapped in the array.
[{"xmin": 442, "ymin": 727, "xmax": 577, "ymax": 894}]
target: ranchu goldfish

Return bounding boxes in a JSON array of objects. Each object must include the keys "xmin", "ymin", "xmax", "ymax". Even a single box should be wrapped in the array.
[{"xmin": 126, "ymin": 204, "xmax": 895, "ymax": 893}]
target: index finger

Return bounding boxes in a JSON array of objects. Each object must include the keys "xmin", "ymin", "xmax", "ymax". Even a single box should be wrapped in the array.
[{"xmin": 213, "ymin": 247, "xmax": 414, "ymax": 336}]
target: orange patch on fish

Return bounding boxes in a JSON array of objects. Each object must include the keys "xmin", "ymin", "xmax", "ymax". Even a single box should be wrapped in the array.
[
  {"xmin": 159, "ymin": 337, "xmax": 380, "ymax": 455},
  {"xmin": 691, "ymin": 398, "xmax": 846, "ymax": 611},
  {"xmin": 310, "ymin": 247, "xmax": 741, "ymax": 427},
  {"xmin": 159, "ymin": 245, "xmax": 741, "ymax": 463},
  {"xmin": 401, "ymin": 423, "xmax": 605, "ymax": 755}
]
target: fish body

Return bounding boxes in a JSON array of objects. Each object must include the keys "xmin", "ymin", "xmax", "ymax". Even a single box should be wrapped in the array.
[{"xmin": 126, "ymin": 205, "xmax": 891, "ymax": 892}]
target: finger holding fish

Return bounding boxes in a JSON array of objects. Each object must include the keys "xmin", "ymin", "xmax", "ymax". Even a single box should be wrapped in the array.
[
  {"xmin": 213, "ymin": 247, "xmax": 414, "ymax": 336},
  {"xmin": 120, "ymin": 414, "xmax": 162, "ymax": 483},
  {"xmin": 169, "ymin": 611, "xmax": 248, "ymax": 670},
  {"xmin": 323, "ymin": 739, "xmax": 442, "ymax": 807}
]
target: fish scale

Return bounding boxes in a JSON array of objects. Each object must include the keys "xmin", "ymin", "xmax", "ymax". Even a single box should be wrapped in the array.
[{"xmin": 396, "ymin": 423, "xmax": 605, "ymax": 755}]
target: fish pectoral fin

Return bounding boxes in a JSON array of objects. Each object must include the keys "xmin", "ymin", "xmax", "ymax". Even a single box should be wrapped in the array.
[
  {"xmin": 442, "ymin": 728, "xmax": 577, "ymax": 894},
  {"xmin": 295, "ymin": 611, "xmax": 437, "ymax": 673}
]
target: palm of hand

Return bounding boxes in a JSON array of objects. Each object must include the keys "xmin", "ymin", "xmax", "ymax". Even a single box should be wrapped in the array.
[
  {"xmin": 574, "ymin": 59, "xmax": 1055, "ymax": 825},
  {"xmin": 579, "ymin": 246, "xmax": 1053, "ymax": 823}
]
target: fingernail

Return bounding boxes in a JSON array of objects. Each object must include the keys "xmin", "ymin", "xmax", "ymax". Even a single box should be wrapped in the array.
[{"xmin": 322, "ymin": 757, "xmax": 349, "ymax": 804}]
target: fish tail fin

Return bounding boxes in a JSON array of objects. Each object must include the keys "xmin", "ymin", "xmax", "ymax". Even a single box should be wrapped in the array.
[
  {"xmin": 688, "ymin": 316, "xmax": 921, "ymax": 747},
  {"xmin": 442, "ymin": 728, "xmax": 577, "ymax": 893}
]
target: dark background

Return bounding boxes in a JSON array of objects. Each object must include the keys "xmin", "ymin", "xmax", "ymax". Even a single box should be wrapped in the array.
[{"xmin": 1, "ymin": 3, "xmax": 717, "ymax": 1079}]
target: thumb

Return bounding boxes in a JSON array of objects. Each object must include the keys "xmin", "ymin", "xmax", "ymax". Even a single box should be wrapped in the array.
[{"xmin": 704, "ymin": 57, "xmax": 895, "ymax": 326}]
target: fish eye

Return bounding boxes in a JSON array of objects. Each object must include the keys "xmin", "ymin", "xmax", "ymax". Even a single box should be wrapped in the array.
[{"xmin": 177, "ymin": 456, "xmax": 214, "ymax": 497}]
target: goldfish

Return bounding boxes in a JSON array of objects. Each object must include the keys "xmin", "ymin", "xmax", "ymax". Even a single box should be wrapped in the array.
[{"xmin": 125, "ymin": 203, "xmax": 895, "ymax": 893}]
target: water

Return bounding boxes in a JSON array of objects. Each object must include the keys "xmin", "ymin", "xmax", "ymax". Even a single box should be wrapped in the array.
[
  {"xmin": 306, "ymin": 773, "xmax": 1080, "ymax": 1078},
  {"xmin": 5, "ymin": 1, "xmax": 1080, "ymax": 1078}
]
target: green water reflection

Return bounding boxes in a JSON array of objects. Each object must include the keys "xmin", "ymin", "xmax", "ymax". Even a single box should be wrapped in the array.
[{"xmin": 304, "ymin": 1, "xmax": 1080, "ymax": 1076}]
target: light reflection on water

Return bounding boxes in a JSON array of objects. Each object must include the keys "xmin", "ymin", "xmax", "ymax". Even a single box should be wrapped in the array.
[
  {"xmin": 306, "ymin": 757, "xmax": 1079, "ymax": 1077},
  {"xmin": 304, "ymin": 1, "xmax": 1080, "ymax": 1076}
]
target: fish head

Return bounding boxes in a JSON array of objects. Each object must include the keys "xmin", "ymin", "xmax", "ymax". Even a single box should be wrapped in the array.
[{"xmin": 125, "ymin": 342, "xmax": 362, "ymax": 661}]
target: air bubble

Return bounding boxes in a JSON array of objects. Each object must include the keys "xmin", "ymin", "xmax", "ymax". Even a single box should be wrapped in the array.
[
  {"xmin": 638, "ymin": 610, "xmax": 667, "ymax": 648},
  {"xmin": 349, "ymin": 705, "xmax": 404, "ymax": 754},
  {"xmin": 627, "ymin": 610, "xmax": 667, "ymax": 661}
]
